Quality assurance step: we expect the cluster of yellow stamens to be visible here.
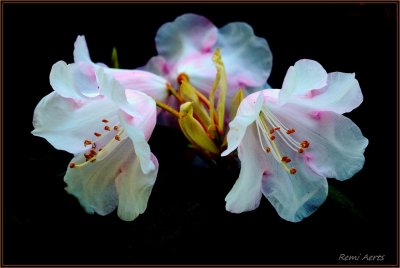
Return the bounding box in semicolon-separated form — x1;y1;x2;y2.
256;107;310;175
69;118;124;169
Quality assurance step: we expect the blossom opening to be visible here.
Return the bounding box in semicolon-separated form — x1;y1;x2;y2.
73;119;125;169
256;107;311;175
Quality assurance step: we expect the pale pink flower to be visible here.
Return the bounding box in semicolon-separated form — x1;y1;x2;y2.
222;59;368;222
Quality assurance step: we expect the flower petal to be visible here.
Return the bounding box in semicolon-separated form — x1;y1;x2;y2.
155;13;218;64
261;153;328;222
73;35;92;63
268;102;368;181
120;110;157;175
64;139;131;216
97;70;158;174
222;92;264;156
50;61;100;99
104;68;169;101
225;125;265;213
293;72;363;114
280;59;328;105
217;22;273;89
140;55;169;77
116;153;159;221
32;91;118;154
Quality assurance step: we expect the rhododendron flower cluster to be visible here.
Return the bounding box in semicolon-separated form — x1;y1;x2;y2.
32;13;367;223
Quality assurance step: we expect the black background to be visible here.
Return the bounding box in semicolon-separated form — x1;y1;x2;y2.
3;2;398;265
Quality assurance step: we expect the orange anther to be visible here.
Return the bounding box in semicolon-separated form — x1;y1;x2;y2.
94;132;102;137
113;126;119;131
290;168;297;174
265;147;271;153
270;135;276;141
115;135;121;141
84;140;92;146
269;129;275;134
90;149;97;156
281;156;291;163
286;128;296;134
301;140;310;148
102;119;109;123
104;126;111;131
69;162;75;168
274;127;281;131
298;148;304;154
177;73;189;84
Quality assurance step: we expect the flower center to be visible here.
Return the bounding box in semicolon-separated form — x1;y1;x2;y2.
255;107;310;175
69;118;125;169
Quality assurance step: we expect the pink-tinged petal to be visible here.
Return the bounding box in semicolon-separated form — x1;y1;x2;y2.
280;59;328;105
74;62;100;97
64;139;131;216
261;153;328;222
97;69;158;123
141;56;169;77
97;70;158;174
120;110;156;175
104;68;169;101
50;61;100;99
225;125;265;213
294;72;363;114
269;103;368;181
217;22;273;89
32;91;118;154
73;35;92;63
175;52;216;93
155;13;218;64
49;61;85;99
116;153;158;221
222;92;264;156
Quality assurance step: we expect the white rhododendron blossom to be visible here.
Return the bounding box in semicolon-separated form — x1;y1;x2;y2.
222;59;368;222
32;67;159;221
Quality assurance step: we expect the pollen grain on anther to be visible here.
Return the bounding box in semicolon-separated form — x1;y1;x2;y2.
69;163;76;168
265;146;271;153
84;140;92;146
290;168;297;174
113;126;119;131
286;128;296;134
115;134;121;141
94;132;102;137
281;156;291;163
301;140;310;148
298;148;304;153
270;135;276;141
102;119;109;123
104;126;111;131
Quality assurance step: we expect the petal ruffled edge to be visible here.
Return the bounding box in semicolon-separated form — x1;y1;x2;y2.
73;35;93;63
225;125;265;213
280;59;328;105
217;22;273;89
116;153;159;221
155;13;218;64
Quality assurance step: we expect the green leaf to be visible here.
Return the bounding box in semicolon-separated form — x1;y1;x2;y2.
111;47;119;69
328;185;367;221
